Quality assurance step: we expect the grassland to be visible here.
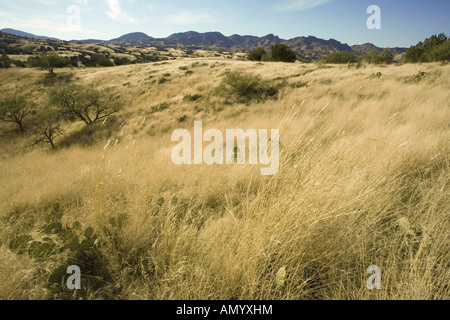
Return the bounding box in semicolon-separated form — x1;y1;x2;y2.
0;59;449;300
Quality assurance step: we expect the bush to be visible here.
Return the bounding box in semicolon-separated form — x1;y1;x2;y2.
158;77;169;85
247;48;267;61
222;71;264;96
113;56;132;66
95;57;114;67
0;54;12;68
424;40;450;62
216;71;278;103
362;49;394;64
247;45;297;63
270;44;297;63
325;51;358;64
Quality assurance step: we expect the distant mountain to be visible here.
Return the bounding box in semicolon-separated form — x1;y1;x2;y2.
165;31;232;47
109;32;154;44
98;31;406;61
351;43;406;56
1;28;407;61
1;28;59;40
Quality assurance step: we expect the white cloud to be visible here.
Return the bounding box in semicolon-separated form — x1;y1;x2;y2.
278;0;333;11
106;0;137;23
0;14;100;38
166;11;218;25
75;0;89;5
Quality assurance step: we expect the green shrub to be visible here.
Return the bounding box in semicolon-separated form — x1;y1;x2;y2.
362;49;394;64
247;48;267;61
424;40;450;62
325;51;358;64
222;71;264;96
215;71;278;103
0;54;12;68
270;44;297;63
158;77;169;85
95;56;114;67
404;33;449;63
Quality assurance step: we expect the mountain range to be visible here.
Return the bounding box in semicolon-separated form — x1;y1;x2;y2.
1;28;59;41
1;28;407;61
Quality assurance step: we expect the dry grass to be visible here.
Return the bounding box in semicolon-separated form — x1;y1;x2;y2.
0;59;449;300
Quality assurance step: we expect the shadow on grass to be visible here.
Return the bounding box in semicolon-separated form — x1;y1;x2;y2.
58;115;125;148
35;72;75;87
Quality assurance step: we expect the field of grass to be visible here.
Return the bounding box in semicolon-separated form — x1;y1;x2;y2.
0;59;449;300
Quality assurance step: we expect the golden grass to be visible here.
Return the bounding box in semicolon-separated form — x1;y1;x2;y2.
0;60;449;300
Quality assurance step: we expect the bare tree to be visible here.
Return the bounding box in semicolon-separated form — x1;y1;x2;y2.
31;109;64;150
48;84;123;125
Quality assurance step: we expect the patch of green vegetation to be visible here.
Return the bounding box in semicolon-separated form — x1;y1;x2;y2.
404;71;428;84
213;71;279;104
150;102;170;114
183;94;203;102
370;72;383;79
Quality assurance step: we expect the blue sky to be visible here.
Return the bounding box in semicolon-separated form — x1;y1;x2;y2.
0;0;449;47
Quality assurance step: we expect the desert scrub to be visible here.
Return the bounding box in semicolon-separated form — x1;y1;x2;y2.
404;71;429;83
213;71;278;103
158;73;171;84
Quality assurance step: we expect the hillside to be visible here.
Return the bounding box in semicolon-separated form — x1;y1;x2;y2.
0;31;197;67
0;58;448;299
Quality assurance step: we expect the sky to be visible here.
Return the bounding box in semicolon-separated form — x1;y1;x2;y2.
0;0;449;47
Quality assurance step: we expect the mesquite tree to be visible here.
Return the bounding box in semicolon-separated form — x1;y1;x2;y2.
48;84;123;125
0;96;34;132
31;108;64;150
